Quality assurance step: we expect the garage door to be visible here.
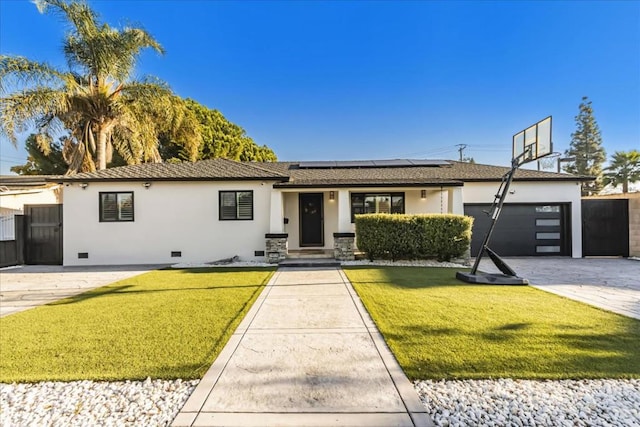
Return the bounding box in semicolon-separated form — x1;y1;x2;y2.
464;203;571;257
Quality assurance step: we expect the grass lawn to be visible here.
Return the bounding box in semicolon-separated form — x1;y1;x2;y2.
344;266;640;380
0;267;274;383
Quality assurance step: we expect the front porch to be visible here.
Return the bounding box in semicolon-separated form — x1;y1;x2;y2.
265;186;464;263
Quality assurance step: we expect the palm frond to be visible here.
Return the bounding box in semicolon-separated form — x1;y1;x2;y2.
0;87;69;145
0;56;77;93
36;0;99;43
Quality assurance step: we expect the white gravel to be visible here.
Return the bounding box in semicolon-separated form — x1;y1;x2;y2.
171;260;272;268
4;377;639;426
0;378;198;427
173;259;469;269
415;379;640;427
342;259;468;268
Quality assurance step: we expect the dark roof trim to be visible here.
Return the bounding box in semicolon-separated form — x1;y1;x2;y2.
274;181;464;188
50;176;289;183
1;175;63;184
462;177;592;183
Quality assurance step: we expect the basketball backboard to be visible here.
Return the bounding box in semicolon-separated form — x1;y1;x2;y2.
512;116;552;166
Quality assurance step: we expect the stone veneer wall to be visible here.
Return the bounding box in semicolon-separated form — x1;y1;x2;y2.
630;197;640;257
265;234;288;264
333;233;355;261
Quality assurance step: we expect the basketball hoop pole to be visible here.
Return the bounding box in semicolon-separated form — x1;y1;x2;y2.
458;116;551;285
469;156;521;275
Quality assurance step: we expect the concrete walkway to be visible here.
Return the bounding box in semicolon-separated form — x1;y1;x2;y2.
173;267;432;427
478;257;640;320
0;265;156;317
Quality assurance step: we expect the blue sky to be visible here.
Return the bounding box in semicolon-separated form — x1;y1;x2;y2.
1;0;639;174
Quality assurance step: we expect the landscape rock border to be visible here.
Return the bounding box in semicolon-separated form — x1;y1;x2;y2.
415;378;640;427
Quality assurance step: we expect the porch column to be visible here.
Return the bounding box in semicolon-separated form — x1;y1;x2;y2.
337;189;351;232
447;186;464;215
269;189;284;233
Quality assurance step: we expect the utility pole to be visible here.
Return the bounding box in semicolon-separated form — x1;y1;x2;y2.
456;144;467;161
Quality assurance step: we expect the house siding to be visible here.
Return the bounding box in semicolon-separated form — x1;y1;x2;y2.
63;181;274;266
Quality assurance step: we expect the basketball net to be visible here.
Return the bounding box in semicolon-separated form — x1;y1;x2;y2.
538;153;559;171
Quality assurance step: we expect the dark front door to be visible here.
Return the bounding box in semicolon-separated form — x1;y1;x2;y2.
299;193;324;247
582;199;629;257
25;204;63;265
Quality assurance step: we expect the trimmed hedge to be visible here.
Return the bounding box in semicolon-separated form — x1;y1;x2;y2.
355;214;473;261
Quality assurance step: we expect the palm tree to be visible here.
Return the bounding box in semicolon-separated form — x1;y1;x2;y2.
0;0;200;173
603;150;640;193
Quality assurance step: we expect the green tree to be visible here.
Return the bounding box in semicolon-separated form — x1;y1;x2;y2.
0;0;200;174
563;96;606;196
603;150;640;193
160;99;277;162
10;134;67;175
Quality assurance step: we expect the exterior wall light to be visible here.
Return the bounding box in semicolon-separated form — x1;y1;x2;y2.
80;183;89;189
420;189;427;199
329;191;335;201
143;182;151;189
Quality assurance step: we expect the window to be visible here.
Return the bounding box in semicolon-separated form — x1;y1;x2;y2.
536;245;561;253
535;205;560;213
100;192;134;222
536;219;560;227
351;192;404;222
536;232;560;240
219;191;253;220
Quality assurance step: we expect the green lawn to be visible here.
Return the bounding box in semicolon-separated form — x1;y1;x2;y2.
0;267;274;383
344;266;640;380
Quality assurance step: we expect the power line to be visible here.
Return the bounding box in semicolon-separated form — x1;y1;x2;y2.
456;144;467;161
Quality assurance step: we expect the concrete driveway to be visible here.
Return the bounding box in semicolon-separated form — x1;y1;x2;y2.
0;265;160;317
478;257;640;320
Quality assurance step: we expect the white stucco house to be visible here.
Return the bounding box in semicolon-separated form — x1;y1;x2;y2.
54;158;588;266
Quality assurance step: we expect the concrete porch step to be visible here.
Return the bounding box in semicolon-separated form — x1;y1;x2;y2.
278;258;341;268
286;249;333;259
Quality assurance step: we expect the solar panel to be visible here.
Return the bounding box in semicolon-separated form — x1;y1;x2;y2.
408;159;451;166
335;160;376;167
298;161;338;168
297;159;450;169
372;159;411;167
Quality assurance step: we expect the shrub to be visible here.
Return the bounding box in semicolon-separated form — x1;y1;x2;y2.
355;214;473;261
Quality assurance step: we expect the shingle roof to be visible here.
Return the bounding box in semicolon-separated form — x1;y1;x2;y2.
55;158;289;182
51;158;591;186
256;161;590;188
0;175;63;191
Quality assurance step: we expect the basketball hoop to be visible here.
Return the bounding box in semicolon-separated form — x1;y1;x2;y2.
457;116;553;286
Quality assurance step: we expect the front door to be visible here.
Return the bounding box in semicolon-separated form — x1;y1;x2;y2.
299;193;324;247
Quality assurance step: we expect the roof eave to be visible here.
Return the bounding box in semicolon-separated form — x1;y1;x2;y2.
50;176;290;183
274;181;464;188
462;176;593;182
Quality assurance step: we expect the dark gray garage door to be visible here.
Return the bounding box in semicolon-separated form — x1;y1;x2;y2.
464;203;571;257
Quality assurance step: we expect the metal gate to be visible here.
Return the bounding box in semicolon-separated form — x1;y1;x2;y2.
582;199;629;257
25;204;63;265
